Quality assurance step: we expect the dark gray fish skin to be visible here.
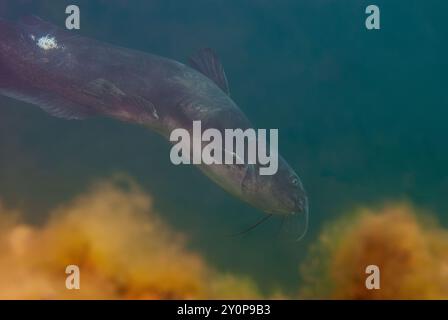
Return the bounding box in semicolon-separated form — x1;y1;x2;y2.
0;16;307;217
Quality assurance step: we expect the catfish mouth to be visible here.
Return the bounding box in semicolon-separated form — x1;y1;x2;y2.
291;193;308;215
271;179;308;216
242;179;308;216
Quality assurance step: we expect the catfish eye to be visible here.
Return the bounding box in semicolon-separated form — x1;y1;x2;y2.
290;176;299;186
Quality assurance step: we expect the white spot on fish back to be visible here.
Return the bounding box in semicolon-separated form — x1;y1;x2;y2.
36;35;60;50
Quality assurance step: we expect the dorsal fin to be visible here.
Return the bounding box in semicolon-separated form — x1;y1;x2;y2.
188;48;230;95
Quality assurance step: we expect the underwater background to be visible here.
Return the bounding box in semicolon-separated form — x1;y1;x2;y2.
0;0;448;299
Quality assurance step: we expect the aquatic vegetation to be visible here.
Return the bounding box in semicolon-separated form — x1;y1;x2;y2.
0;177;261;299
2;178;448;300
300;204;448;299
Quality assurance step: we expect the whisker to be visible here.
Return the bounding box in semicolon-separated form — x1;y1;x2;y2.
295;204;309;242
229;214;273;238
276;215;286;239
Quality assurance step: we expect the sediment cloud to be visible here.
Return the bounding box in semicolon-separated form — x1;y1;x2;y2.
0;177;260;299
300;203;448;299
3;177;448;300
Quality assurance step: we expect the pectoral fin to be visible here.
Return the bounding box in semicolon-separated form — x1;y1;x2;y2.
123;95;159;121
222;148;244;164
83;78;159;123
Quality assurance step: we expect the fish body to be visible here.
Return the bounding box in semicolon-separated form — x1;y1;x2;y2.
0;16;308;220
